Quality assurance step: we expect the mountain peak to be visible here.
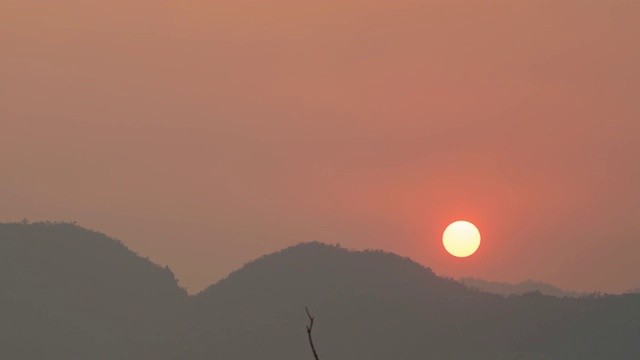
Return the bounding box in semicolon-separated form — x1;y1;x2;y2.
0;221;188;359
197;241;470;301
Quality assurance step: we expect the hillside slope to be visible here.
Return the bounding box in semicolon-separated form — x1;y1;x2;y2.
184;242;640;360
0;222;188;359
1;225;638;360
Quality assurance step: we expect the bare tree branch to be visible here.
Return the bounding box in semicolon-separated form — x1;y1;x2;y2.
305;307;320;360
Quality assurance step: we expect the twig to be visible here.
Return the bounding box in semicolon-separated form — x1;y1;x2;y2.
305;307;320;360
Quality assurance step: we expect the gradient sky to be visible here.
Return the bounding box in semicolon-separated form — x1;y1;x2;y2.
2;0;639;293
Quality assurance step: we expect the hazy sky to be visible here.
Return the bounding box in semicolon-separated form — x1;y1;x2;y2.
2;0;639;293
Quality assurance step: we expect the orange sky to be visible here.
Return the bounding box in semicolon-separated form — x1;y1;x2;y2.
2;0;639;293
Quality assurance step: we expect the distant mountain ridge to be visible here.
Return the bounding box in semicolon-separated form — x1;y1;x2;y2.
460;277;584;298
1;222;639;360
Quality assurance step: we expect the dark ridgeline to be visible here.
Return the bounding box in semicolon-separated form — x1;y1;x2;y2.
459;277;583;298
1;222;639;359
0;222;188;360
183;242;640;360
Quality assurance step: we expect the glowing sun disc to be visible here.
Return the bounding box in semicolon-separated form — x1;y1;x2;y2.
443;221;481;258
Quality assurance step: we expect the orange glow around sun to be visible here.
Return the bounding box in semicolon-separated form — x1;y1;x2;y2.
443;221;481;258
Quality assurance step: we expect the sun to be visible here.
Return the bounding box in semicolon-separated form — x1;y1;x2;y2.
443;221;481;258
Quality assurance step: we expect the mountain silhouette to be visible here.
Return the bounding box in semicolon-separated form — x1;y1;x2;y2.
183;242;489;359
183;242;640;360
1;223;639;359
460;277;583;298
0;222;187;359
